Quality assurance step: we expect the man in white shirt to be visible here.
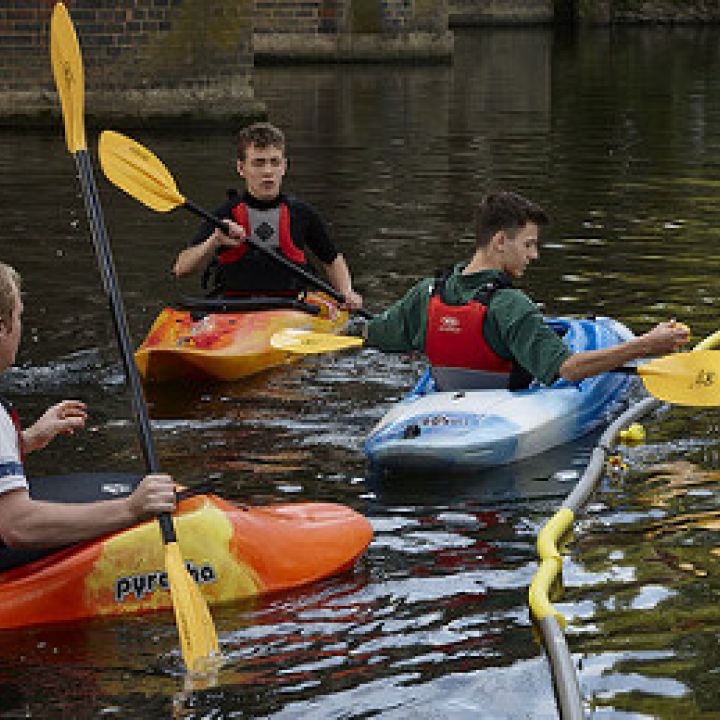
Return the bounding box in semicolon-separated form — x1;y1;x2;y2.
0;262;176;549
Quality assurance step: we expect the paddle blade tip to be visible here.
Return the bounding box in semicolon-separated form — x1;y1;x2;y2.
50;2;87;153
640;350;720;406
165;543;221;674
270;328;364;354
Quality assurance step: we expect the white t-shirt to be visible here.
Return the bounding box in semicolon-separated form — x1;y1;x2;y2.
0;404;27;495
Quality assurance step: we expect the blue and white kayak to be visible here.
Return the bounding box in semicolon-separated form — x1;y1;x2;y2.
364;316;636;471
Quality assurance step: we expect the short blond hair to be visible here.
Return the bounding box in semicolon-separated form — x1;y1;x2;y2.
0;262;21;327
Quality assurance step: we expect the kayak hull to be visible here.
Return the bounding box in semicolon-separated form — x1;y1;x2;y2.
365;316;637;471
136;293;348;383
0;475;372;630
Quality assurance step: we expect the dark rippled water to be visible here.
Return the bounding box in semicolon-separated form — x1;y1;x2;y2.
2;25;720;719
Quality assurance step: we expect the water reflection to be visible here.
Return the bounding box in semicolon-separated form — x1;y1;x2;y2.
562;457;720;716
3;23;720;719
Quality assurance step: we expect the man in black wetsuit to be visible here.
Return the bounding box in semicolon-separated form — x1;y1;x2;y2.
173;122;363;310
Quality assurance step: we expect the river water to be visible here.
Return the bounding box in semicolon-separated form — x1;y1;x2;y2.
2;25;720;719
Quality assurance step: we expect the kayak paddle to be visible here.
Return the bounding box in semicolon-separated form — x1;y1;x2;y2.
50;2;219;674
612;350;720;406
270;328;720;407
97;130;373;319
271;328;364;354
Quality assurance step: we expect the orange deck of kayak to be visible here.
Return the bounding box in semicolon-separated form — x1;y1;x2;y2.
0;494;372;630
135;293;348;382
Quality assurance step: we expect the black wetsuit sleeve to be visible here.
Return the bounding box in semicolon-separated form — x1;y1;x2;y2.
289;198;339;265
189;200;235;247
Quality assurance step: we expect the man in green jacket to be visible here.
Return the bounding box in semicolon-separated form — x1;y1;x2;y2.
363;191;688;390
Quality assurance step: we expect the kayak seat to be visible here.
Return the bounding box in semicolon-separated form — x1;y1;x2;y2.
0;473;142;574
176;295;322;316
430;367;510;392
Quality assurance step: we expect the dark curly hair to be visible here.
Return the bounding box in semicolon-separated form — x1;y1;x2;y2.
475;192;548;248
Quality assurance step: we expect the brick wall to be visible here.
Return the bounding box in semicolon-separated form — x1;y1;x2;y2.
449;0;554;25
255;0;349;34
0;0;254;92
254;0;448;36
253;0;452;63
0;0;452;116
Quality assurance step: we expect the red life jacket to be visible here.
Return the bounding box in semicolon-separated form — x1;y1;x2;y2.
424;274;513;375
218;201;307;267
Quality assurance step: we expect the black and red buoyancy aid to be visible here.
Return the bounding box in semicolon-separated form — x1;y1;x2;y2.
208;199;309;295
0;396;24;461
424;273;513;376
220;201;306;266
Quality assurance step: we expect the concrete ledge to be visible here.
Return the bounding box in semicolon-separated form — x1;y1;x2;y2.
253;32;454;64
0;86;266;130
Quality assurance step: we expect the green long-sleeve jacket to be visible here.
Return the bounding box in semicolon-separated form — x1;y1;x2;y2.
366;264;571;386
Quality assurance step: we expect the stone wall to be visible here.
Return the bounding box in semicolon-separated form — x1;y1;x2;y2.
0;0;261;128
447;0;720;24
253;0;454;62
449;0;554;25
255;0;348;34
578;0;720;24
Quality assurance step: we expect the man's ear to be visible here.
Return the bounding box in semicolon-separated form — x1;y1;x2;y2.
236;158;245;178
491;230;507;252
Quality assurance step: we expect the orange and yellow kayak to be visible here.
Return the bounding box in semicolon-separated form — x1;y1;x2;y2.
0;474;372;630
135;293;348;383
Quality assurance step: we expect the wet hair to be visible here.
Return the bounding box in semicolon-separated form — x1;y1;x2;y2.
0;262;20;328
475;192;548;248
237;122;286;161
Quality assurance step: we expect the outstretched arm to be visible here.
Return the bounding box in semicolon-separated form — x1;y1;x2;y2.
559;321;690;383
0;473;177;549
22;400;88;454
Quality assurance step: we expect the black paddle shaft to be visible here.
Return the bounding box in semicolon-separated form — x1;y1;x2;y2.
75;149;176;543
183;199;373;320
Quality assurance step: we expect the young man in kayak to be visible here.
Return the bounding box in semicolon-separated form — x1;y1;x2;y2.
359;191;689;389
0;263;177;549
173;121;363;310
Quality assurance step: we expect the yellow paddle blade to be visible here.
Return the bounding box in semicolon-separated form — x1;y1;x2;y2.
50;3;86;153
98;130;185;212
165;542;221;674
270;328;364;355
638;350;720;406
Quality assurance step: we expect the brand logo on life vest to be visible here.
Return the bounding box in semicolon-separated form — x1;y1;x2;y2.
439;316;462;332
114;561;217;603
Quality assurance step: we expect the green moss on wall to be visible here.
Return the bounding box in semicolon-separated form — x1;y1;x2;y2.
142;0;252;80
415;0;444;32
351;0;382;34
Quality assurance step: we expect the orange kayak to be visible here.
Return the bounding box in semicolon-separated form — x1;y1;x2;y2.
135;293;348;382
0;474;372;630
